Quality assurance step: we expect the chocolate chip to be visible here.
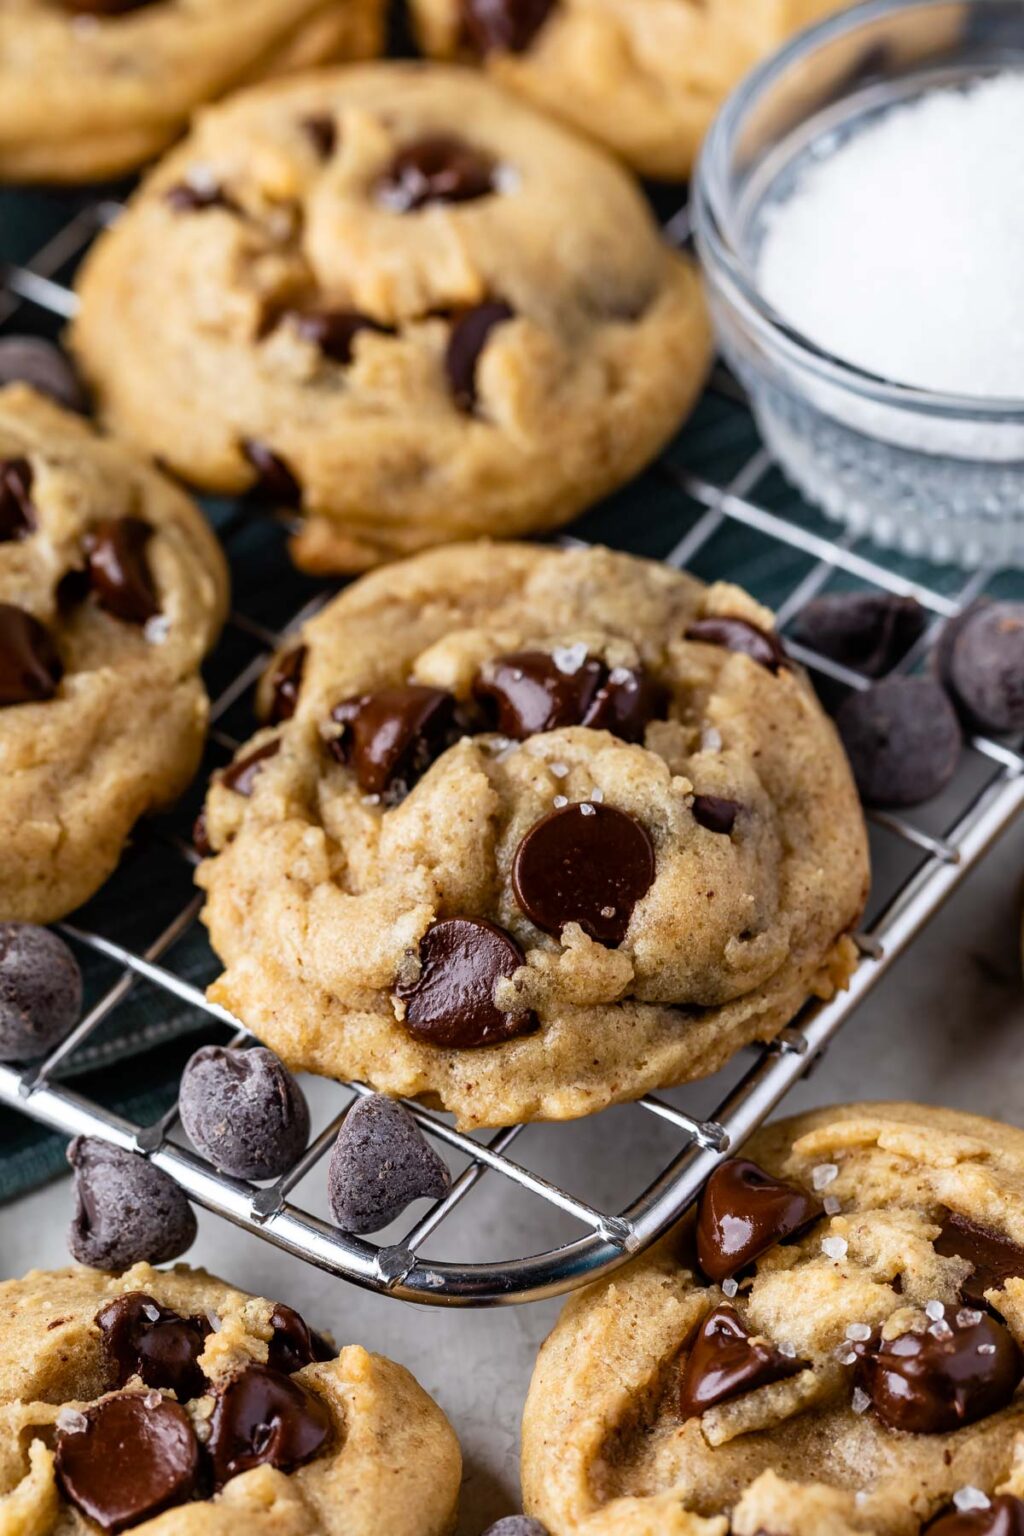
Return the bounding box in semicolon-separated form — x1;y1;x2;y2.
67;1137;196;1270
0;603;62;706
395;917;538;1050
241;440;302;507
0;337;88;412
791;591;927;678
266;645;306;724
475;650;604;738
0;923;82;1063
266;1304;333;1376
926;1495;1024;1536
837;676;962;807
55;1394;200;1534
0;457;35;541
695;1158;821;1282
686;616;787;673
511;802;655;946
935;1212;1024;1308
301;114;337;158
481;1522;550;1536
678;1304;805;1417
179;1045;310;1181
946;602;1024;733
855;1310;1022;1433
461;0;555;53
96;1293;210;1400
221;739;281;796
583;665;665;743
446;301;514;411
287;309;391;365
327;1093;451;1234
692;795;740;836
192;810;212;857
207;1364;330;1490
85;518;160;626
165;181;239;214
377;136;496;213
329;685;457;798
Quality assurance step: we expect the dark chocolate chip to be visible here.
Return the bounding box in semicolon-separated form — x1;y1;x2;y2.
55;1394;200;1534
221;739;281;796
692;795;740;836
395;916;538;1050
686;616;787;673
192;810;212;858
207;1364;330;1490
511;801;655;946
179;1045;310;1181
67;1137;196;1270
241;440;302;507
855;1310;1023;1433
0;603;62;706
837;676;962;807
482;1521;550;1536
0;337;87;412
266;1304;333;1376
582;665;664;743
327;1093;451;1234
85;517;160;626
301;114;337;158
791;591;927;678
266;645;306;724
446;301;514;411
96;1292;210;1400
288;309;391;365
329;684;457;798
926;1495;1024;1536
0;457;35;541
947;602;1024;734
678;1304;805;1417
377;135;496;213
935;1212;1024;1309
474;650;604;739
461;0;555;53
0;923;82;1063
695;1158;822;1282
164;181;239;214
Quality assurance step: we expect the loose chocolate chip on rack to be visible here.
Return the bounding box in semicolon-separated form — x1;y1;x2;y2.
329;684;457;798
0;337;88;412
164;181;239;214
926;1495;1024;1535
85;518;160;626
68;1137;196;1270
461;0;556;53
221;739;281;796
96;1292;210;1400
179;1045;310;1181
446;300;515;411
678;1303;806;1417
207;1363;330;1489
945;602;1024;733
511;802;655;946
241;440;302;507
692;795;741;836
791;591;926;678
686;616;787;673
395;916;538;1050
327;1093;451;1234
837;675;961;807
935;1211;1024;1308
855;1310;1023;1433
0;923;81;1063
0;603;62;706
301;114;337;158
266;645;306;724
482;1521;550;1536
0;457;35;541
266;1303;333;1376
55;1394;200;1534
377;135;497;213
695;1158;822;1282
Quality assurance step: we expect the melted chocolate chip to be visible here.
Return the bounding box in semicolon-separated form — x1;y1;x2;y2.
96;1292;209;1401
221;739;280;796
695;1158;822;1282
266;646;306;724
0;457;35;542
207;1364;330;1490
301;114;337;158
241;440;302;507
0;603;62;706
329;685;457;798
446;301;514;411
461;0;555;53
511;802;654;946
926;1496;1024;1536
692;795;740;836
856;1311;1023;1433
164;182;239;214
395;916;538;1050
85;518;160;626
55;1395;200;1534
289;309;391;365
61;0;157;13
377;135;496;212
678;1304;805;1417
686;616;787;674
584;665;664;743
935;1212;1024;1308
474;651;661;742
192;810;212;858
266;1304;333;1376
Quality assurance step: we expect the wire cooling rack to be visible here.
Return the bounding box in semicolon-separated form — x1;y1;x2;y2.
0;188;1023;1307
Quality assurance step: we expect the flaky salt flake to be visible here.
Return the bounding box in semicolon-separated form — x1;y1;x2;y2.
608;666;634;686
925;1299;946;1321
590;787;604;803
205;1310;221;1332
56;1408;88;1435
722;1278;739;1299
580;802;596;817
701;726;723;753
953;1488;991;1512
145;614;170;645
823;1195;842;1216
845;1322;871;1342
851;1387;870;1414
811;1162;839;1191
361;793;381;806
840;1351;857;1366
778;1341;797;1358
144;1392;163;1410
194;1417;212;1444
552;643;588;676
855;1491;869;1508
978;1343;997;1355
957;1308;984;1327
929;1319;953;1339
550;762;569;779
141;1301;161;1323
553;795;568;809
600;906;616;920
821;1236;848;1262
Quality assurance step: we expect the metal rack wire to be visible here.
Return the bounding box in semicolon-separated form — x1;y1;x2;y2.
1;190;1022;1306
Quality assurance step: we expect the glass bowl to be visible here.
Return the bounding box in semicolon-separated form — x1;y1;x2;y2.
692;0;1024;566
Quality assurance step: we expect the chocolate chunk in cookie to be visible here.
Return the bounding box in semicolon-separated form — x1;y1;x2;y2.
207;1364;330;1489
691;795;740;836
265;645;306;723
696;1158;821;1282
791;591;926;677
935;1212;1024;1308
461;0;556;53
377;135;496;212
837;676;961;807
289;309;391;365
926;1495;1024;1535
395;916;537;1049
96;1292;210;1400
0;923;81;1062
855;1310;1023;1433
329;684;457;798
85;518;160;626
301;114;337;159
679;1304;805;1417
241;440;302;507
0;603;62;705
511;801;655;945
266;1304;333;1376
0;457;36;541
474;650;660;742
164;181;240;214
179;1045;310;1180
56;1395;200;1533
327;1093;451;1233
445;301;515;411
686;616;787;674
221;739;280;796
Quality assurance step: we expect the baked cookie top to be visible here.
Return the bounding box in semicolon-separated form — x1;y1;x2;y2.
0;0;384;183
0;1262;461;1534
70;62;711;574
0;383;228;924
409;0;847;180
196;541;868;1129
522;1102;1024;1535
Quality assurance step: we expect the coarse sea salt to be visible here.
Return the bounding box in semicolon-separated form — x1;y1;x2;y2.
757;72;1024;399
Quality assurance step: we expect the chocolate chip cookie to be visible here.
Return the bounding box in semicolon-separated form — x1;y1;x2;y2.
196;541;868;1129
0;383;228;924
70;63;712;573
408;0;850;180
0;1262;461;1534
0;0;383;183
522;1101;1024;1535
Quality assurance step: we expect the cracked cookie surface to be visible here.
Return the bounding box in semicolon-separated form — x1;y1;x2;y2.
0;1262;461;1534
522;1102;1024;1535
196;541;867;1129
70;62;711;573
0;384;228;924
